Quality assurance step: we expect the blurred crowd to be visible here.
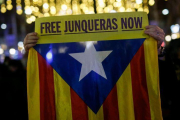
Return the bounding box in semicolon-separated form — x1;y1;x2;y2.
159;39;180;120
0;56;28;120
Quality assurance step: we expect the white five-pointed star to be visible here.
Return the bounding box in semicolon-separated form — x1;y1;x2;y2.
69;43;112;81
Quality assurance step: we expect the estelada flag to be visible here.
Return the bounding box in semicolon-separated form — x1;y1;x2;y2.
27;12;163;120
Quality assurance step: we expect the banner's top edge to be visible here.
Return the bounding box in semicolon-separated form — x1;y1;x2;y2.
36;12;147;20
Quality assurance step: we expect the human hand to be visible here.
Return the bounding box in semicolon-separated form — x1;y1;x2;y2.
144;25;165;48
23;32;39;51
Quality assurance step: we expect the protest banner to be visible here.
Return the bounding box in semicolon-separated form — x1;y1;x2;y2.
27;12;162;120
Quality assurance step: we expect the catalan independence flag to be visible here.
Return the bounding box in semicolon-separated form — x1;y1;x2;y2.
27;12;163;120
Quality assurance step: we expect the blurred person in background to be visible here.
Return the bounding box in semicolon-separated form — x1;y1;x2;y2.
163;40;180;120
0;59;28;120
3;56;11;66
0;56;10;79
158;47;179;120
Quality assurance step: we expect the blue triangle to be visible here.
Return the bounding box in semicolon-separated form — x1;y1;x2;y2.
34;38;145;113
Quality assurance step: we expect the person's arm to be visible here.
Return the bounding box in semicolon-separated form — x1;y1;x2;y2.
144;25;166;57
144;25;165;49
23;32;39;52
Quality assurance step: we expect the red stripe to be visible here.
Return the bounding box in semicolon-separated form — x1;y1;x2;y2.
130;45;151;120
70;88;88;120
103;85;119;120
38;53;56;120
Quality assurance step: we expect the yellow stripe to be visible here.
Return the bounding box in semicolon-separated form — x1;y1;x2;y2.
27;48;40;120
144;38;163;120
116;64;135;120
53;70;72;120
88;105;104;120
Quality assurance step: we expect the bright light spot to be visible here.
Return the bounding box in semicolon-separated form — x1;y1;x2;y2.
85;41;93;48
162;9;169;15
18;46;24;52
16;5;22;15
18;41;24;48
136;0;143;4
110;10;117;13
16;5;22;10
46;52;52;59
30;15;36;22
99;2;105;8
38;13;44;18
61;4;67;10
104;7;110;13
7;0;12;4
25;7;32;15
17;9;23;15
165;35;171;42
26;18;32;24
88;11;94;14
7;4;13;10
149;0;155;6
1;24;7;29
50;6;56;14
126;8;132;12
83;7;89;13
113;2;121;7
171;34;177;39
15;50;18;55
9;48;16;55
44;13;50;17
67;9;72;14
138;7;143;11
108;5;113;10
119;7;125;12
31;6;35;11
46;51;53;63
0;48;4;54
1;44;7;50
90;7;94;12
34;7;39;12
170;24;179;33
80;4;86;9
80;41;97;48
1;7;6;13
58;10;66;15
144;8;149;14
43;3;49;9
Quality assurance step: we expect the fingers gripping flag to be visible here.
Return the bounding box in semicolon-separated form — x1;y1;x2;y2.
27;12;163;120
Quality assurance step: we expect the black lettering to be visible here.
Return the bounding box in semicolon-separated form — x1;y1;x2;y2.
81;20;88;33
106;18;112;30
56;21;61;33
100;19;106;30
75;20;81;32
45;22;51;33
121;18;127;29
128;17;134;29
112;18;118;29
41;23;45;34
